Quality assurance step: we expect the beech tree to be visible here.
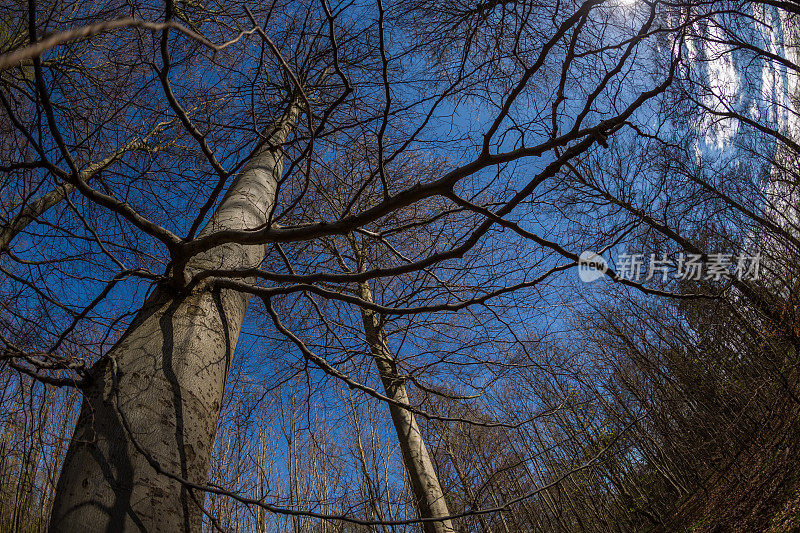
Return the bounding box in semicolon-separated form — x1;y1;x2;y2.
6;0;800;531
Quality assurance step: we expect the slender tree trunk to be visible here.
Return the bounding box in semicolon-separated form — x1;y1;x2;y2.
49;107;297;532
357;281;454;533
347;392;391;532
444;437;490;533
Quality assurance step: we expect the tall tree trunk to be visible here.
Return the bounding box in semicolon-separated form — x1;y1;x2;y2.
357;281;454;533
49;107;297;532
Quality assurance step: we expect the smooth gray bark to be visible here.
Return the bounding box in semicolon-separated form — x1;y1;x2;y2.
49;109;297;532
357;281;454;533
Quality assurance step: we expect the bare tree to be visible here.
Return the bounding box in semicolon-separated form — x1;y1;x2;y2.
14;0;800;531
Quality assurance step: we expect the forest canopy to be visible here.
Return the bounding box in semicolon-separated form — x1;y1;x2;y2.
1;0;799;531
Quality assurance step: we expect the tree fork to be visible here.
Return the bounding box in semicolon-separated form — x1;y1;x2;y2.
49;105;299;532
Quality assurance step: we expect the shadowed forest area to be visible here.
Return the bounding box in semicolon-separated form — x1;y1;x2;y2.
1;0;800;531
